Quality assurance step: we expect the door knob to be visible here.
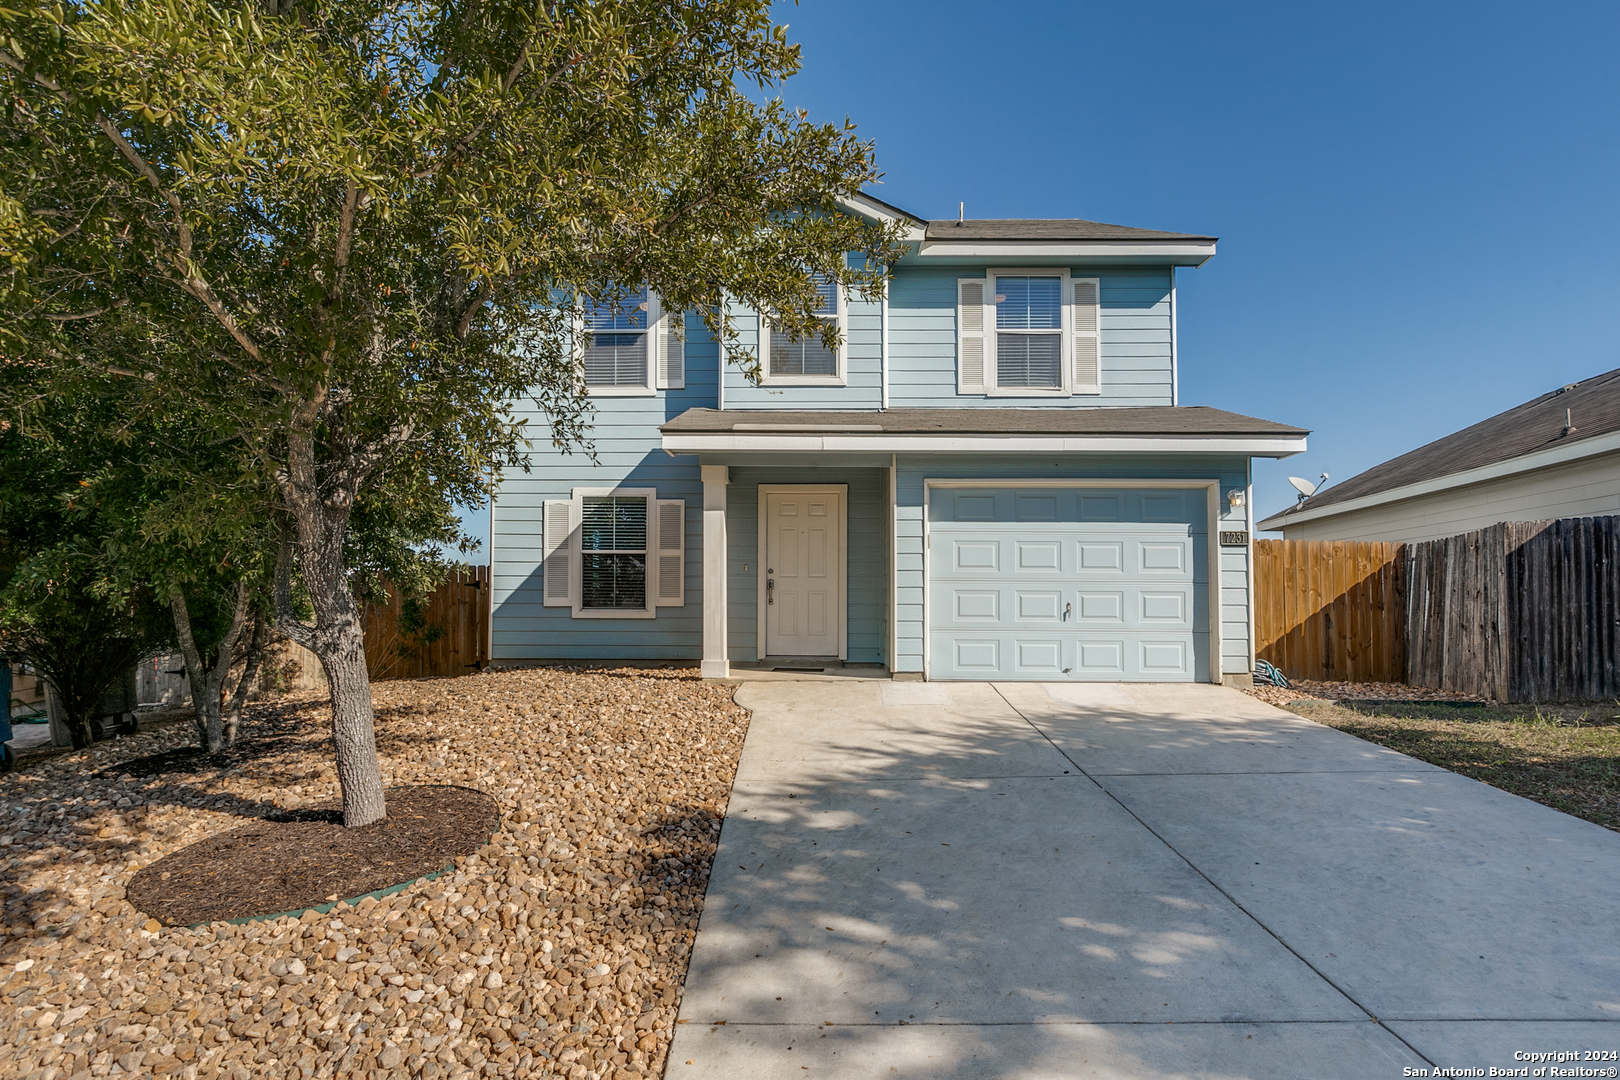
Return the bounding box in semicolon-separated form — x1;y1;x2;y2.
1064;602;1072;621
766;577;775;605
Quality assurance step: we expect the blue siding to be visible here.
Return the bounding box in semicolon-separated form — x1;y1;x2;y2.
890;454;1251;677
887;266;1174;409
490;315;719;662
721;298;884;411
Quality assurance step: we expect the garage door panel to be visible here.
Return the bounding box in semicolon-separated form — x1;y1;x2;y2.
953;638;1000;673
1076;591;1124;623
1015;591;1064;622
1015;541;1063;573
1137;539;1190;574
1076;639;1125;675
1140;639;1191;676
1015;639;1064;674
1138;589;1191;626
1015;493;1060;521
953;540;1000;572
929;485;1211;682
953;590;1000;621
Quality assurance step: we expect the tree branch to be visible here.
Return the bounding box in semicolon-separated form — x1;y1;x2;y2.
274;535;317;650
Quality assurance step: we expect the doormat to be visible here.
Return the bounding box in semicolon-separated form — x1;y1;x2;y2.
773;667;825;673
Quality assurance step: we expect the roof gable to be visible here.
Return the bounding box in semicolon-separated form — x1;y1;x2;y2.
1282;367;1620;517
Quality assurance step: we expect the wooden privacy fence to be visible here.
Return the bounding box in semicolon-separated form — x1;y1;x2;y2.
363;566;490;680
1407;516;1620;701
1255;540;1407;683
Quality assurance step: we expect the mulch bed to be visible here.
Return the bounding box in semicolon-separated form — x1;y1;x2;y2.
127;785;498;926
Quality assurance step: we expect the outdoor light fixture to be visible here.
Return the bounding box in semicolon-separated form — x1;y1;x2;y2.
1227;489;1246;509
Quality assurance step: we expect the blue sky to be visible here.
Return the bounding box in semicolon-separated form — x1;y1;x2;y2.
466;1;1619;553
770;0;1620;522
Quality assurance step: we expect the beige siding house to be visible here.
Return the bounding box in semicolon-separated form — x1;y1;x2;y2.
1260;368;1620;543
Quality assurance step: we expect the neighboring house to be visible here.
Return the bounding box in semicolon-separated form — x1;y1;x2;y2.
1258;368;1620;544
491;193;1308;684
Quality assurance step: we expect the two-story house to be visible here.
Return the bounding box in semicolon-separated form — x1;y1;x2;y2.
489;193;1307;684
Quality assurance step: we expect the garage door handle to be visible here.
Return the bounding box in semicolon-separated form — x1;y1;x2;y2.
1063;602;1072;621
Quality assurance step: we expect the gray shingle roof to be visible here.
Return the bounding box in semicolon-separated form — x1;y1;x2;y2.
923;219;1216;242
1284;367;1620;516
661;406;1305;437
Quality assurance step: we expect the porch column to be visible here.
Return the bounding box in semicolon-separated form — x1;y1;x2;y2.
700;465;730;679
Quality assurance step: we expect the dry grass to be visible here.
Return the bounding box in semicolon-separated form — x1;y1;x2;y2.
1278;695;1620;831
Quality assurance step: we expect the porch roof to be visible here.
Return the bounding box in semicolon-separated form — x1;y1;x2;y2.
660;407;1308;458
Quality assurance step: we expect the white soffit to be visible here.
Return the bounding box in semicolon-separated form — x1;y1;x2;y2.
662;432;1306;458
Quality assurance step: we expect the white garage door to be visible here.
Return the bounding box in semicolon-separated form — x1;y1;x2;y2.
928;486;1210;681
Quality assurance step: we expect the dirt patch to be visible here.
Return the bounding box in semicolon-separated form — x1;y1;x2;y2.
0;665;750;1080
127;786;497;926
1244;677;1489;709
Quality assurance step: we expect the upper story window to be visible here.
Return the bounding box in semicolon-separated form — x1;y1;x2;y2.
763;272;845;384
583;285;650;391
994;276;1063;389
956;270;1101;397
579;286;684;396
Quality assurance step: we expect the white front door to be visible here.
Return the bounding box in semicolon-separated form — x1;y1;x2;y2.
763;488;845;657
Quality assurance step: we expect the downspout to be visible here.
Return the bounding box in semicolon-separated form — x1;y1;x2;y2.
486;478;496;671
880;280;890;410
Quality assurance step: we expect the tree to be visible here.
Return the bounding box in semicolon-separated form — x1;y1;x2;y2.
0;0;906;826
0;407;173;749
0;377;273;752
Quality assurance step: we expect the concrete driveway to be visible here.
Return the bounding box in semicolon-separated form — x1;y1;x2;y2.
670;681;1620;1078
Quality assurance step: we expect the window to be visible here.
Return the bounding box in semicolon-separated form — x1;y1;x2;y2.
956;270;1099;396
582;285;650;390
542;489;686;617
579;496;647;610
994;275;1063;389
764;272;844;382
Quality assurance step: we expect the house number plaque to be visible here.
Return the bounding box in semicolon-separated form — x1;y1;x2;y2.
1219;531;1251;546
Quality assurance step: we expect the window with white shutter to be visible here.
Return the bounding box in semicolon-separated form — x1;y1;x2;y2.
992;274;1064;391
558;488;661;618
957;279;987;393
654;499;685;606
579;496;648;611
1071;278;1100;394
542;500;575;607
580;285;654;395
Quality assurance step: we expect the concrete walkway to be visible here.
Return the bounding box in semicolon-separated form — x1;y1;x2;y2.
671;681;1620;1078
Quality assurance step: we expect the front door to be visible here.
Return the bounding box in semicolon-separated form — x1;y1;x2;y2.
763;487;845;658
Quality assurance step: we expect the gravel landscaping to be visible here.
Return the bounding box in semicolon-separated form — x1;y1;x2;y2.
0;666;750;1080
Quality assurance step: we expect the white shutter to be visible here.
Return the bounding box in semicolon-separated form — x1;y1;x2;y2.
656;297;685;390
957;278;987;394
1071;278;1101;394
654;499;685;606
542;499;576;607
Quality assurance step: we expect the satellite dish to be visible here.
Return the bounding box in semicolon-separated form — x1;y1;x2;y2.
1287;476;1318;498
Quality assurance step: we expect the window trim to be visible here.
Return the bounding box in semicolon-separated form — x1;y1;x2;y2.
985;267;1072;398
569;486;656;619
759;277;848;386
578;288;659;398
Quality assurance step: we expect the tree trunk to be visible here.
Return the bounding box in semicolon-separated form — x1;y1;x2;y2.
223;613;268;747
170;586;250;755
279;495;387;828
